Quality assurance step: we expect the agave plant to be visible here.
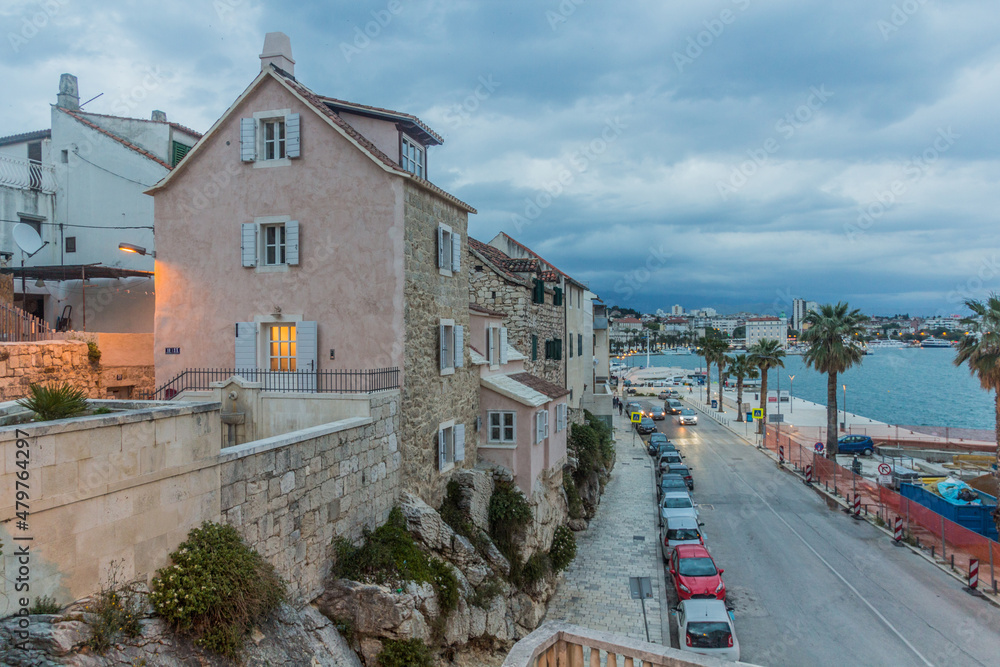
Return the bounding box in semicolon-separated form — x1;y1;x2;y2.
17;383;89;421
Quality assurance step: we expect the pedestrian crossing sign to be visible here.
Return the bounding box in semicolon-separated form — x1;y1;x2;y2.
631;412;642;423
752;408;763;419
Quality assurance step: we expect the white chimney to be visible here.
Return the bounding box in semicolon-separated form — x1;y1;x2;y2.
151;110;167;122
57;73;79;110
260;32;294;76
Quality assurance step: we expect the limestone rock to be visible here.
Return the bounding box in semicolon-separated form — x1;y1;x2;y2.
400;492;456;553
317;579;427;640
452;469;493;531
567;518;588;531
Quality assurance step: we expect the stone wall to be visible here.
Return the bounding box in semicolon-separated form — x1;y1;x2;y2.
0;341;100;401
468;261;564;387
0;273;12;307
402;183;479;507
219;391;402;602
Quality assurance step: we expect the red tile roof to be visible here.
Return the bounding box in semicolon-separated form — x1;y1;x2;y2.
509;372;570;400
57;108;173;170
495;232;586;289
469;237;525;284
616;317;642;324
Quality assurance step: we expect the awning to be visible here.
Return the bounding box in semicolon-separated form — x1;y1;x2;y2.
1;264;153;281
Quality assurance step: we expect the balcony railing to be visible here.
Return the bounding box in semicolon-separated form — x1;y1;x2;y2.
0;154;56;193
142;367;400;400
503;621;753;666
594;317;608;330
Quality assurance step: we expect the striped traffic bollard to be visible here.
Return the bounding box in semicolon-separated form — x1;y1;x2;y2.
779;445;784;465
969;559;979;590
853;495;861;519
893;517;903;545
805;465;813;484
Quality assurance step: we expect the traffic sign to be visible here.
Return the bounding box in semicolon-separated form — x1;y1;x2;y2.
814;442;824;453
752;408;763;419
631;412;641;424
878;463;892;475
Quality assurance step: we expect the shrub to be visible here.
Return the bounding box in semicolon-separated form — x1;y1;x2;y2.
488;477;531;565
549;525;577;573
378;638;435;667
439;480;492;557
150;522;285;661
563;471;583;520
521;552;551;588
17;383;88;421
86;341;102;363
468;577;505;609
331;508;459;620
30;595;61;615
86;560;143;654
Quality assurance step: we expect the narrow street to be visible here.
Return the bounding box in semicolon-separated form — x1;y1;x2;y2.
546;396;1000;665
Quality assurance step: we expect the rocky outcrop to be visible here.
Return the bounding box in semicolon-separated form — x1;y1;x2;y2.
0;602;360;666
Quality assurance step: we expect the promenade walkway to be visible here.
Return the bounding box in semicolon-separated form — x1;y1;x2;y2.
543;410;667;645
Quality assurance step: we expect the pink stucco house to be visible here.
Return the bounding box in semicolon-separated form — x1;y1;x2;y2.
469;304;568;497
146;33;479;504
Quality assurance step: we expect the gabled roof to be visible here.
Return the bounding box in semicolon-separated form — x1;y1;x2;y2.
146;66;474;213
468;237;528;285
0;129;50;147
508;372;570;399
68;109;202;140
57;108;172;170
318;95;443;146
481;374;550;408
492;232;587;289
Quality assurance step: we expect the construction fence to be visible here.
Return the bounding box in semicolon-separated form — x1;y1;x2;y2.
765;426;1000;593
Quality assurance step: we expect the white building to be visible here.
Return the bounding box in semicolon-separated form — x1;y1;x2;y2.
0;74;201;332
710;317;742;336
746;316;788;348
920;316;963;332
671;304;684;316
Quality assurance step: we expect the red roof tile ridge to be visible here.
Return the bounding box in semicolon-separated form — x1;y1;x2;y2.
468;238;525;284
496;232;584;287
57;108;172;170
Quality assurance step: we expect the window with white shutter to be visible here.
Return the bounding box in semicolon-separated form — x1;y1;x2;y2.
285;113;301;158
240;118;256;161
241;223;257;267
440;319;455;375
487;326;495;365
452;233;461;272
437;224;453;273
438;421;456;470
499;327;508;365
454;424;465;462
454;325;464;368
488;411;516;443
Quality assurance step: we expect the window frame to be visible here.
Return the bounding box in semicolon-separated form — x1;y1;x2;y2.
65;236;76;253
488;411;516;444
401;134;426;179
263;118;286;161
251;108;293;168
438;419;456;471
267;322;298;371
262;223;287;266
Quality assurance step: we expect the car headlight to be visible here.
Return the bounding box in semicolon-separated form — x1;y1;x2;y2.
715;581;724;593
679;583;691;593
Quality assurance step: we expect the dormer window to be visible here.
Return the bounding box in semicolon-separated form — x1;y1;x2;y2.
401;135;425;179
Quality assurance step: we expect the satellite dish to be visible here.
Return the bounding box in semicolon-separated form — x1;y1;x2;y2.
13;224;43;255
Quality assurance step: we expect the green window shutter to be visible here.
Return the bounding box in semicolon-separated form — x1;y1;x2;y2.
555;338;562;360
554;287;563;306
532;335;538;361
171;141;192;166
533;278;545;304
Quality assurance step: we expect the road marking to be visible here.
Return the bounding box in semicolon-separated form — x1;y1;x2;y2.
702;437;935;667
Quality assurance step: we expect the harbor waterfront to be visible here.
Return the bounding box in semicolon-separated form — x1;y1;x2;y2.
620;347;996;433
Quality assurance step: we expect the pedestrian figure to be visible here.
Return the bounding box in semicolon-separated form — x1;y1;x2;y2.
618;402;623;416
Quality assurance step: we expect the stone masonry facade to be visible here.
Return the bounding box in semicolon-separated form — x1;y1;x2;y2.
219;391;402;603
0;341;100;400
468;256;564;386
401;183;479;507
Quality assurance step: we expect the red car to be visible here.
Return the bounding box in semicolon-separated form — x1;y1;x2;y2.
670;545;726;601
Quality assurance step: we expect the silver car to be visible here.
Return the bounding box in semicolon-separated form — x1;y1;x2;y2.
659;491;698;526
660;515;704;561
676;599;740;661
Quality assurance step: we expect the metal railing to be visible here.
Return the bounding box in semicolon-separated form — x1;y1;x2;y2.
0;154;56;193
0;302;56;342
142;367;400;400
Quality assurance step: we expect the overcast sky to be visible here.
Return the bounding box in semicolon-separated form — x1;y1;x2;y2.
3;0;998;316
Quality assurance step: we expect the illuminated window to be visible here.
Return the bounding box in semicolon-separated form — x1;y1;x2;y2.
269;324;297;371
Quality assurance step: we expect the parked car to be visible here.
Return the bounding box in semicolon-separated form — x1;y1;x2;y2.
625;401;642;414
660;516;704;561
670;544;725;601
659;475;690;499
676;599;740;661
648;406;667;420
656;454;684;480
667;463;694;490
678;408;698;426
637;417;656;434
648;432;669;455
659;491;698;525
837;434;875;456
665;399;684;414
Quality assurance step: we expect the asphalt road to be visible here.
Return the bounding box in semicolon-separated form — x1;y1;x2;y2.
638;397;1000;666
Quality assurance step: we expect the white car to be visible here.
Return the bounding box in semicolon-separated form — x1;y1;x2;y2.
659;491;698;526
676;599;740;661
678;408;698;425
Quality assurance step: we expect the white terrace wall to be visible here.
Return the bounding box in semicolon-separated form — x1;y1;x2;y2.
0;401;221;616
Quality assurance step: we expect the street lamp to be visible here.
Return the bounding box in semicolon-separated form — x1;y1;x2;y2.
789;374;795;414
118;242;156;258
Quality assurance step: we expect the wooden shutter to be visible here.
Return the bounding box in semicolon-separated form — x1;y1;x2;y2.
285;113;301;158
235;322;257;370
535;412;542;444
487;327;494;364
452;233;461;272
285;220;299;265
454;325;464;368
437;226;445;268
438;428;446;469
569;332;573;358
241;223;257;267
296;320;317;371
240;117;256;161
499;327;508;365
578;334;583;357
543;410;549;439
532;335;538;361
440;324;449;372
454;424;465;462
171;141;191;167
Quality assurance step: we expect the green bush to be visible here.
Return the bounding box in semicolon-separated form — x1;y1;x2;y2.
583;410;615;468
549;525;577;573
332;508;459;620
488;477;531;566
86;340;102;363
92;406;112;415
378;638;435;667
30;595;61;615
439;480;492;557
468;577;505;609
150;522;285;661
17;383;89;421
86;560;142;654
521;552;551;588
563;470;583;520
570;423;600;476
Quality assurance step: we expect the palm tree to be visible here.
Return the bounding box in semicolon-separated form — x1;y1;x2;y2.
727;353;759;421
955;295;1000;536
748;339;786;434
706;338;729;412
800;302;869;457
694;338;711;405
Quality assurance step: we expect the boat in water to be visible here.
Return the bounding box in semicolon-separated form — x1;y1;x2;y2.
920;337;953;348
